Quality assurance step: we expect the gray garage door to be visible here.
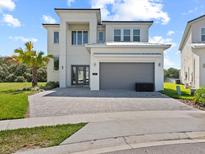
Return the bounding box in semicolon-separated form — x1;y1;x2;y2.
100;63;154;90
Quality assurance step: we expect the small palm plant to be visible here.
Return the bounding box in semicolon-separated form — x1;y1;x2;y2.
14;41;53;87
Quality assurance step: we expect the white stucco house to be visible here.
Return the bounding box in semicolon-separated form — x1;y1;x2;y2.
43;8;171;91
179;15;205;89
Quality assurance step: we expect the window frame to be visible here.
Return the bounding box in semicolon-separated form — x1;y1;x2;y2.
133;29;140;42
98;31;105;43
54;32;59;44
71;30;88;45
114;29;121;42
201;28;205;42
123;29;131;42
53;56;59;71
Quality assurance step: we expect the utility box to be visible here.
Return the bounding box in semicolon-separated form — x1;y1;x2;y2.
176;86;181;95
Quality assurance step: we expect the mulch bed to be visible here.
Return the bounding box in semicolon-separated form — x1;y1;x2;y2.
180;99;205;111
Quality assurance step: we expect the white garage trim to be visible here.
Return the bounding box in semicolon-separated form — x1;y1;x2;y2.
89;47;164;91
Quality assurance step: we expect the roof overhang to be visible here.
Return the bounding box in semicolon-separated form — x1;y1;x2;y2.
86;42;171;50
42;24;60;29
55;8;101;24
191;43;205;49
179;14;205;51
102;21;153;27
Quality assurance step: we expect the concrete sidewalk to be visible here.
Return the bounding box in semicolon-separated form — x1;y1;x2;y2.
1;110;205;154
16;131;205;154
0;110;201;131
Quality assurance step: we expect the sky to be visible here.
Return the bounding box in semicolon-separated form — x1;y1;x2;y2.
0;0;205;69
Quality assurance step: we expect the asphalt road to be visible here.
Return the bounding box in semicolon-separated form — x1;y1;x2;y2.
105;142;205;154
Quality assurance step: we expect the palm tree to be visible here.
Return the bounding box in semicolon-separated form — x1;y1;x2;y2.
14;41;53;87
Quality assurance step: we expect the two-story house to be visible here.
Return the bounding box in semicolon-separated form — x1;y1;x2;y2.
43;8;171;91
179;15;205;89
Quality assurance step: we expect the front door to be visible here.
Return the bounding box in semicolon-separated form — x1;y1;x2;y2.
71;65;89;86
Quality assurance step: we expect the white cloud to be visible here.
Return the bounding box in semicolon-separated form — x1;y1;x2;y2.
91;0;170;24
150;36;172;44
9;36;38;43
67;0;75;6
2;14;21;27
0;0;15;11
167;30;175;37
42;15;56;24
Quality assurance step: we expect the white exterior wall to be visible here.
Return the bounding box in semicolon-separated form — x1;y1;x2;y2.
192;19;205;43
90;47;164;91
66;24;90;86
57;11;98;87
105;24;150;42
181;18;205;89
46;26;60;82
193;49;205;88
181;29;195;86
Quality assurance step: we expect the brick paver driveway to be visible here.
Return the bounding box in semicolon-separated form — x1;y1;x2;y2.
29;88;194;117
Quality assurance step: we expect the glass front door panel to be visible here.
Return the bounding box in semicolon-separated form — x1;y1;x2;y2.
72;66;89;86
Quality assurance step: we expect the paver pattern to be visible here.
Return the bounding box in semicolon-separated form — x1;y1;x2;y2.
29;88;194;117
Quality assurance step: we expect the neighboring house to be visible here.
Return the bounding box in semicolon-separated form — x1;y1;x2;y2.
179;15;205;89
43;8;171;91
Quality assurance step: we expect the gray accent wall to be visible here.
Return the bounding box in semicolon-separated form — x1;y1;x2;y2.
100;63;154;90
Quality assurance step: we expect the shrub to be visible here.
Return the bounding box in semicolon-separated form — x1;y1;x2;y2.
0;56;47;82
15;76;26;82
194;88;205;106
6;74;16;82
44;81;59;90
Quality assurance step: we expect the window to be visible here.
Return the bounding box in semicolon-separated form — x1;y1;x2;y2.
98;31;104;43
54;32;59;44
123;29;130;42
133;29;140;42
72;31;88;45
53;56;59;71
77;31;82;45
201;28;205;42
114;29;121;42
72;65;89;85
83;31;88;44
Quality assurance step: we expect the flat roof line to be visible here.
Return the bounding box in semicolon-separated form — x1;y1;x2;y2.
102;20;154;23
55;8;100;11
42;24;60;26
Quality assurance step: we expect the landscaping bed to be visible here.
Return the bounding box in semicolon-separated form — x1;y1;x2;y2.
163;82;205;110
0;123;85;154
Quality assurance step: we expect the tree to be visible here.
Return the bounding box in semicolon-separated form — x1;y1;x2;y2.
14;42;53;87
164;67;180;79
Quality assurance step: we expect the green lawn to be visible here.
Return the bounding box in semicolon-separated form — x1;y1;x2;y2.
162;82;194;100
0;124;85;154
0;82;46;120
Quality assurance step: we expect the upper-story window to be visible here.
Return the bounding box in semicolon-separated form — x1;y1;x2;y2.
114;29;121;42
201;28;205;42
123;29;131;42
54;32;59;44
98;31;105;43
133;29;140;42
72;31;88;45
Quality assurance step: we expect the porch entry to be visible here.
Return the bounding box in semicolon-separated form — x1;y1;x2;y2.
71;65;89;86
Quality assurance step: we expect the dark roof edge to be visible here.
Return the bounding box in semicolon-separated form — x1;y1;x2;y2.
102;20;154;23
42;24;60;26
188;14;205;23
55;8;100;11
